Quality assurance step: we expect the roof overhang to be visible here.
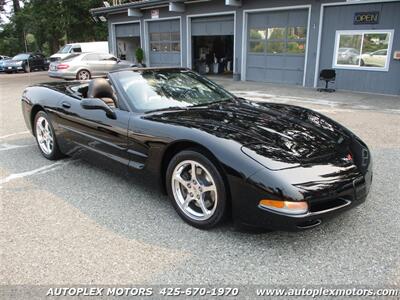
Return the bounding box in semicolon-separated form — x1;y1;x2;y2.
90;0;241;17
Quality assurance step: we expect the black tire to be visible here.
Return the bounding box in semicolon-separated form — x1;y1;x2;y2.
24;64;30;73
166;150;227;229
33;111;64;160
360;59;365;66
76;69;91;80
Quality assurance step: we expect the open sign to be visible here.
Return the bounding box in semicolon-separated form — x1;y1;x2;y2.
354;12;379;25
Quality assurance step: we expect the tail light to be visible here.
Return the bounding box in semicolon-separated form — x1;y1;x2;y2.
57;63;69;70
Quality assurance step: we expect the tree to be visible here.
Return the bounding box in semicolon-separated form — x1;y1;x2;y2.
135;47;144;64
0;0;107;55
12;0;20;12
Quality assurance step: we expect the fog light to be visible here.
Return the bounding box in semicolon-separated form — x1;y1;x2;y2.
259;199;308;215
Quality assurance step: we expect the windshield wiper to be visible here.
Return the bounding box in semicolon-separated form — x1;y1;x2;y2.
145;106;189;114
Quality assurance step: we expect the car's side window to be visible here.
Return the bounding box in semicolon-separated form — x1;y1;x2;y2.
100;54;117;61
83;53;100;61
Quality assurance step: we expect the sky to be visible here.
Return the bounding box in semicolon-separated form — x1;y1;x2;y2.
1;1;24;24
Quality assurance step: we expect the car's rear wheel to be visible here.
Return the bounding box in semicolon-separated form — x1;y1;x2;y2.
166;150;227;229
34;111;63;160
76;69;91;80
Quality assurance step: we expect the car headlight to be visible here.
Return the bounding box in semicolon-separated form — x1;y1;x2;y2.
259;199;308;215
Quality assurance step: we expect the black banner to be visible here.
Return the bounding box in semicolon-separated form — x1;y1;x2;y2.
354;12;379;25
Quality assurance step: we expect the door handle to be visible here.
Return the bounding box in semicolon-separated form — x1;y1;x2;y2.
61;101;71;109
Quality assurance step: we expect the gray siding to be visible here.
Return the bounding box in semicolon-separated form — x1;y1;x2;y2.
104;0;400;94
319;2;400;95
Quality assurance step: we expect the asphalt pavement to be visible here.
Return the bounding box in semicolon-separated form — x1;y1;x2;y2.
1;71;399;290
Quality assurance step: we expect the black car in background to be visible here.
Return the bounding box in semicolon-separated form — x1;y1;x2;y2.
3;53;49;73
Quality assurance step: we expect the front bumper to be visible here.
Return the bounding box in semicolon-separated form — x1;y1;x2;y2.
3;65;23;72
230;142;372;231
231;178;370;231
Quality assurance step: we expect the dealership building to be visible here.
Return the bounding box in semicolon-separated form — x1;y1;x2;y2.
91;0;400;95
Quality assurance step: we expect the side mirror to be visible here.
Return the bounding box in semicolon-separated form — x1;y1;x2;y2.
80;98;116;119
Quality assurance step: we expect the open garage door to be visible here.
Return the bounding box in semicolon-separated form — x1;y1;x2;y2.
148;19;181;67
190;15;234;76
115;23;141;63
246;9;308;85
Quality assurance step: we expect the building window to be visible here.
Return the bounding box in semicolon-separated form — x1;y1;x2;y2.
248;26;306;55
150;31;180;53
333;30;394;71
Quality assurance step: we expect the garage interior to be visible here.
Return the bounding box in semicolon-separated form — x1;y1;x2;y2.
115;23;141;63
191;15;234;76
192;35;234;76
116;37;140;62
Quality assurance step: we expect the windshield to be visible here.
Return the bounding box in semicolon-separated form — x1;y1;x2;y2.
57;45;72;54
12;54;29;60
118;70;234;112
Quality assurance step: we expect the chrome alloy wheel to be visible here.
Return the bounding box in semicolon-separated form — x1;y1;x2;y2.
171;160;218;221
77;70;90;80
35;116;54;155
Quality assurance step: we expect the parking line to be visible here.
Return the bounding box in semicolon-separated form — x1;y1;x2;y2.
0;160;73;187
0;131;30;139
0;143;36;151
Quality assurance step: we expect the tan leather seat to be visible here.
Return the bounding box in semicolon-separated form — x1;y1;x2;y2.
101;97;116;108
87;78;117;108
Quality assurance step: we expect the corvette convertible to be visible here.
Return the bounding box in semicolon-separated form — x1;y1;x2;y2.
21;68;372;230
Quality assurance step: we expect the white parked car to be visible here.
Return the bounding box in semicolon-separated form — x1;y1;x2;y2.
48;52;133;80
361;49;387;67
49;42;109;62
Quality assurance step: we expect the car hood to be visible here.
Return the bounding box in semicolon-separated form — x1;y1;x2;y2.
145;99;353;170
3;59;24;65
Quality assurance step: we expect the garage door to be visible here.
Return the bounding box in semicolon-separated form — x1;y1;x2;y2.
246;9;308;85
191;15;234;36
115;23;140;38
148;19;181;67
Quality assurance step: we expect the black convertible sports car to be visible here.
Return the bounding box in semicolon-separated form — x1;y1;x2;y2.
21;68;372;230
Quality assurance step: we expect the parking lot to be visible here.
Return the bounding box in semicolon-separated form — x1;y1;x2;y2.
1;71;399;288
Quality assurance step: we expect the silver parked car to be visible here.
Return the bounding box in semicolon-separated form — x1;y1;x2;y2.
48;52;133;80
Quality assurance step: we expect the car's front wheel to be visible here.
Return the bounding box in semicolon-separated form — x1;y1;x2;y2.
166;150;227;229
34;111;63;160
24;64;30;73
